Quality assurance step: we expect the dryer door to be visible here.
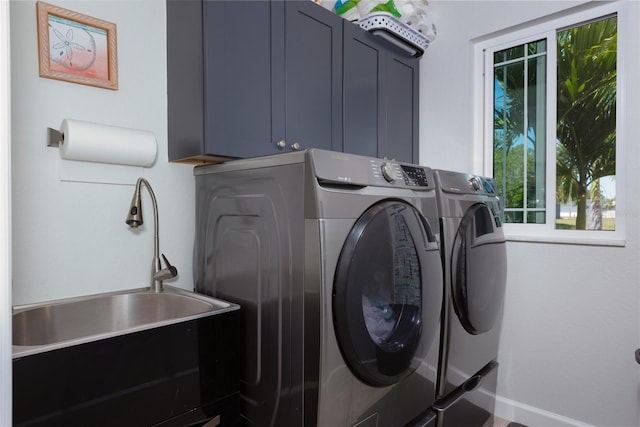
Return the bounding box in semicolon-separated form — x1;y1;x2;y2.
333;200;443;387
451;203;507;335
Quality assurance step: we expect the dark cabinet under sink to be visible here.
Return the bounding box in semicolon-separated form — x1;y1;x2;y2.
13;310;241;426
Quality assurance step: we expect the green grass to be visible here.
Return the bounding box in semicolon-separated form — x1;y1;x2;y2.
555;217;615;230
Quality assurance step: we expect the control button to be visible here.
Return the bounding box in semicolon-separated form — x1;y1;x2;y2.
381;163;395;183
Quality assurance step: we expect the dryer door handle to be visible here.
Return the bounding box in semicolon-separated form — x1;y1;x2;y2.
635;349;640;365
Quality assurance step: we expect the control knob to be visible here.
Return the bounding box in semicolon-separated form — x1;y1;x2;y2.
469;176;482;191
381;163;395;183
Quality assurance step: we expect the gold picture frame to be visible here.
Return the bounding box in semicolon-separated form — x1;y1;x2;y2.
36;1;118;90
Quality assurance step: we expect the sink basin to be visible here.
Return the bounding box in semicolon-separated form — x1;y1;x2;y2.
12;285;242;426
12;285;238;357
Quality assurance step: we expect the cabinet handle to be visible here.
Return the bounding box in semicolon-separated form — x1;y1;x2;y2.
276;140;286;150
291;142;301;151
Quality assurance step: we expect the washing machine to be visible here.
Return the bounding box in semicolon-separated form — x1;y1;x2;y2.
193;149;443;426
430;170;508;427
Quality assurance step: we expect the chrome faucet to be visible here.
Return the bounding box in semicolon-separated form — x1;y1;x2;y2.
126;177;178;292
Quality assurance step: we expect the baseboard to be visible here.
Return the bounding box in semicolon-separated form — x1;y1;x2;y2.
494;395;596;427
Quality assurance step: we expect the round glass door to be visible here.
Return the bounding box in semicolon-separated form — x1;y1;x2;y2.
333;200;442;387
451;203;507;335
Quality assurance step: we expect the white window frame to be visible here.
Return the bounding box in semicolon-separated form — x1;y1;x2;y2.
473;1;628;246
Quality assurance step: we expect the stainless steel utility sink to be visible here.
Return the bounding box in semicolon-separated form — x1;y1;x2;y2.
12;285;239;358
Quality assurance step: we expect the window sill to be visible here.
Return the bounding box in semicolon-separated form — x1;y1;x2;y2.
505;232;626;247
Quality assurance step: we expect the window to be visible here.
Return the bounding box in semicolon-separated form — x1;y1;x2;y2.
493;39;548;225
477;2;626;244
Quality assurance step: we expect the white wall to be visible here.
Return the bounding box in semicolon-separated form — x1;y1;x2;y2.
10;0;195;306
420;1;640;426
1;0;12;424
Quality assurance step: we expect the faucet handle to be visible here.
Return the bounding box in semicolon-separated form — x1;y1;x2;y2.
161;253;178;277
154;253;178;282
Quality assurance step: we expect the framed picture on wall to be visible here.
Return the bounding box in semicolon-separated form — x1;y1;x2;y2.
36;1;118;90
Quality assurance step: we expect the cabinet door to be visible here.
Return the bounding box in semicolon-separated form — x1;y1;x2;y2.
205;1;342;157
204;1;277;158
167;0;205;161
384;51;419;163
343;22;382;159
343;23;419;163
283;1;343;153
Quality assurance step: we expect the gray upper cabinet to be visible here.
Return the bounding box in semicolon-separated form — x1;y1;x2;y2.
343;22;419;163
168;0;343;162
282;2;344;155
167;0;418;163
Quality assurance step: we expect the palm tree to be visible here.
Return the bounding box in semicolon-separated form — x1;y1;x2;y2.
556;17;617;230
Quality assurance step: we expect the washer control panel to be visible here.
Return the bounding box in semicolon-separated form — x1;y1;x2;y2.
436;170;499;196
310;150;435;190
369;160;432;188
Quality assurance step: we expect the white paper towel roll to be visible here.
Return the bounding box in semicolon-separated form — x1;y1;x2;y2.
59;119;157;167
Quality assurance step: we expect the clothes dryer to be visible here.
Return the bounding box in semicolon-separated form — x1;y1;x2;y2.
194;149;443;427
431;170;508;427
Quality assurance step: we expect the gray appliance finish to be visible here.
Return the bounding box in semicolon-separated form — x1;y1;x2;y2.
194;149;443;427
432;170;508;427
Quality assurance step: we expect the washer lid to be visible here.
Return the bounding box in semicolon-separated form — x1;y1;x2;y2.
451;203;507;335
333;200;443;387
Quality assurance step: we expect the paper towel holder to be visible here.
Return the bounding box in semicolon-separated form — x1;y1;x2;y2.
46;119;158;168
47;127;63;148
